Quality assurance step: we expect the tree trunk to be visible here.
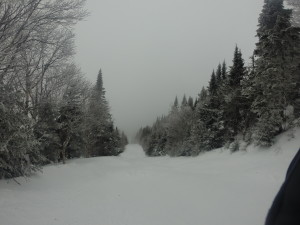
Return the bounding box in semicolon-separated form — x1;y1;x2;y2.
61;135;70;164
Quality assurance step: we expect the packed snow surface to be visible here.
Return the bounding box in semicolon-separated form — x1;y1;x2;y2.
1;129;300;225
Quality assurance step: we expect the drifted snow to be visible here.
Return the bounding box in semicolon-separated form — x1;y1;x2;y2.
1;129;300;225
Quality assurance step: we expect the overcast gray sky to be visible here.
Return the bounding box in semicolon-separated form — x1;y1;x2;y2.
74;0;263;140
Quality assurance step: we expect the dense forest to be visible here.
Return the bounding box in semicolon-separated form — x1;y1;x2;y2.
136;0;300;156
0;0;128;179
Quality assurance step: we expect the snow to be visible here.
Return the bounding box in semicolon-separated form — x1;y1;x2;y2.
1;129;300;225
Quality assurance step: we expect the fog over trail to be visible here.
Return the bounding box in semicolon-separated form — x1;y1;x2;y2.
74;0;264;138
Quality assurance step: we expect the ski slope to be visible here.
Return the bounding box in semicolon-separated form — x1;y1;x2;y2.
1;129;300;225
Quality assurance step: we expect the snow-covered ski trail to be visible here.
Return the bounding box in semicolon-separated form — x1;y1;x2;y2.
0;140;299;225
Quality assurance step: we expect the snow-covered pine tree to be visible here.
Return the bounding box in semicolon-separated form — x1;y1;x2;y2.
147;117;168;156
58;79;85;163
251;0;300;146
190;87;212;153
165;101;195;156
199;87;208;102
208;70;217;95
191;69;226;151
34;100;60;164
193;98;199;109
240;61;257;141
105;126;124;156
181;95;188;108
136;126;152;153
165;98;181;155
85;69;120;156
173;96;179;109
221;61;227;80
228;46;246;87
216;63;222;84
223;46;247;141
188;96;194;110
144;95;196;157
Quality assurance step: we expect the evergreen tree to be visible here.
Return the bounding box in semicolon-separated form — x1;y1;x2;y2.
208;70;217;95
251;0;300;146
147;117;168;156
103;125;123;156
199;87;208;102
191;90;215;152
171;96;179;114
136;126;152;152
174;96;179;108
221;61;227;80
85;69;120;156
166;103;194;156
96;69;104;92
223;46;247;140
188;96;194;109
191;69;225;152
194;98;199;109
216;63;222;84
58;81;85;163
34;101;60;164
228;46;246;87
181;95;188;107
240;65;257;140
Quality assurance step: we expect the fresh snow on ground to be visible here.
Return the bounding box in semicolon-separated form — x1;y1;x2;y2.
1;129;300;225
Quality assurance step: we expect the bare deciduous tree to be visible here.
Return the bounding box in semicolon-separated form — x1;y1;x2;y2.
0;0;88;177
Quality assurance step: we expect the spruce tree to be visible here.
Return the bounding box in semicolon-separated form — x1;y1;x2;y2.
251;0;300;146
171;96;179;113
208;70;217;96
221;61;227;80
193;98;199;109
223;46;247;140
199;87;208;102
147;117;168;156
188;96;194;109
216;63;222;84
181;95;188;107
85;69;120;156
34;101;60;163
174;96;178;108
166;101;194;156
228;46;246;87
58;81;85;163
191;70;225;152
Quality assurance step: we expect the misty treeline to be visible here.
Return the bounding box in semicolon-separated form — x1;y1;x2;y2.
136;0;300;156
0;0;128;179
